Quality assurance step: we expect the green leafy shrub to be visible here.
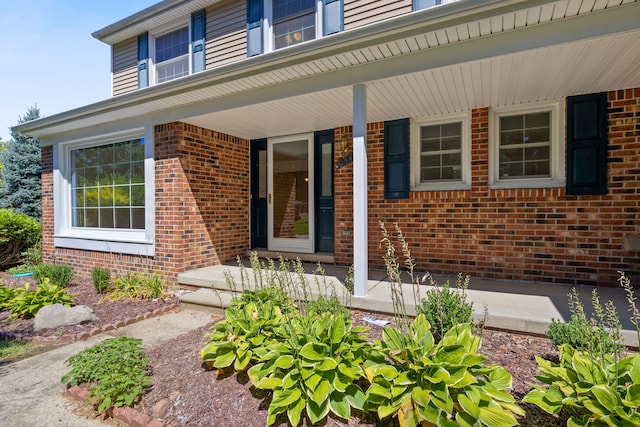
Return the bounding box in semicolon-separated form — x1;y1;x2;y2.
230;286;297;316
62;337;151;413
417;273;474;342
0;209;41;270
103;271;171;301
546;288;623;356
248;310;377;426
364;314;524;426
523;344;640;426
91;267;111;294
201;298;292;371
9;278;73;319
306;294;350;318
33;263;74;288
0;283;17;311
21;239;42;266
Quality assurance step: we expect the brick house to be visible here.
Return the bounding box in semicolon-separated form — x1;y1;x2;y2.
15;0;640;296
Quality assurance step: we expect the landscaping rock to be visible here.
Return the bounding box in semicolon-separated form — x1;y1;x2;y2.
33;304;96;330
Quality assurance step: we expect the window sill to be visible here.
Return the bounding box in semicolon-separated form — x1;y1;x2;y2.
412;182;471;192
54;235;154;256
489;178;565;190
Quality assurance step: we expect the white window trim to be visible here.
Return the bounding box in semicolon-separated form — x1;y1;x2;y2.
263;0;323;53
53;127;155;256
410;111;471;192
148;19;191;86
489;100;565;189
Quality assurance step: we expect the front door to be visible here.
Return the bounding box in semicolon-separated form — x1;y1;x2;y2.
267;133;314;253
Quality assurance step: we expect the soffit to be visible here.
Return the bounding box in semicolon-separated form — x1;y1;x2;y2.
93;0;218;44
18;0;640;141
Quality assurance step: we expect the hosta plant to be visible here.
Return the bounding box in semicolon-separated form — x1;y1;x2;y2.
523;344;640;426
201;299;291;371
9;278;73;319
365;314;524;427
247;311;378;426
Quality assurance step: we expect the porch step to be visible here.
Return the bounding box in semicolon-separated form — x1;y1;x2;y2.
178;288;236;315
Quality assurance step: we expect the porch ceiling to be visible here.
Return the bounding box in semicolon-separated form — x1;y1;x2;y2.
16;0;640;143
182;30;640;140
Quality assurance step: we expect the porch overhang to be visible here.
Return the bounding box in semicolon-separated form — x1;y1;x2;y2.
14;0;640;144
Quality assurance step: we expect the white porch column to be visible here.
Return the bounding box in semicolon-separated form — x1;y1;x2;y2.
352;84;368;297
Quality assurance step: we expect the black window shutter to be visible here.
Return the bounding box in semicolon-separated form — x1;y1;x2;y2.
322;0;343;36
247;0;263;57
137;33;149;88
566;92;608;195
191;10;206;73
384;118;410;199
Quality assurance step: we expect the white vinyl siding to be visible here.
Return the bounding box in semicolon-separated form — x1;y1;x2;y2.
112;38;138;96
206;1;247;69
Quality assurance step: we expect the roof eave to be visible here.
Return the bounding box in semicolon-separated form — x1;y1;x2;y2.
13;0;578;138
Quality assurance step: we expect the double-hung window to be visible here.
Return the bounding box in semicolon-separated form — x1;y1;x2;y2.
54;129;155;256
154;26;190;84
137;10;206;88
489;100;564;188
273;0;316;49
411;112;471;191
247;0;343;56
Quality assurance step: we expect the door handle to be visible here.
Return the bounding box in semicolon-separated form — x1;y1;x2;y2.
268;193;272;204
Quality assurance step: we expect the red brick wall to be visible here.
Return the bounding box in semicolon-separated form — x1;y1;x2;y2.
40;122;250;281
335;88;640;286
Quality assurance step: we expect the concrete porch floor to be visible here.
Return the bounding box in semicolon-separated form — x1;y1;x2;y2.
177;261;638;346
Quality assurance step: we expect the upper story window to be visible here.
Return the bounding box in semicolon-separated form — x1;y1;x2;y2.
411;112;471;191
247;0;343;57
273;0;316;49
413;0;442;11
489;100;565;188
137;10;206;88
155;27;189;83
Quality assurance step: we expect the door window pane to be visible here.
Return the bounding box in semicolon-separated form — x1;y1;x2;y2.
273;140;309;239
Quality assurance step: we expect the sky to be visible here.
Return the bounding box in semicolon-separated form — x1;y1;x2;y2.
0;1;159;141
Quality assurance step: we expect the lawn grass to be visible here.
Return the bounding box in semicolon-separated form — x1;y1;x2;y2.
0;340;42;363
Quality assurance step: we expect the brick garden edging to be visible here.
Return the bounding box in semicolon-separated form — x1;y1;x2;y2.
56;303;182;427
0;303;180;343
66;384;176;427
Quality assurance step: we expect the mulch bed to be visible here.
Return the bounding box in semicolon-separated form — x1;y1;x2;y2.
1;271;569;426
0;271;178;344
137;311;569;427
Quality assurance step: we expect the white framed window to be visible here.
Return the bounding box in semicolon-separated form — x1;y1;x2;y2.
273;0;317;49
489;100;565;189
410;112;471;191
150;21;190;85
53;128;155;255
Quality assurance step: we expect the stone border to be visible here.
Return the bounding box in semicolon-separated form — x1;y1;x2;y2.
66;384;176;427
0;304;181;344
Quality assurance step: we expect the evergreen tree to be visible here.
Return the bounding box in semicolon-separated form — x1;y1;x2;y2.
0;106;42;220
